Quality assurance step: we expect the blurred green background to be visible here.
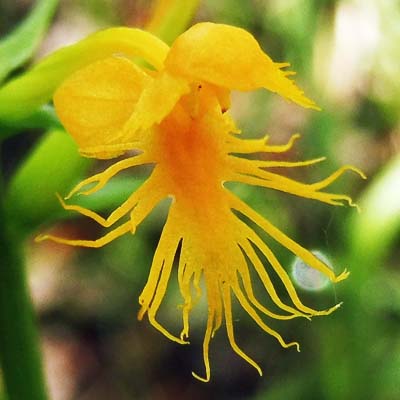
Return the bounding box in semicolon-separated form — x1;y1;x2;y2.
0;0;399;399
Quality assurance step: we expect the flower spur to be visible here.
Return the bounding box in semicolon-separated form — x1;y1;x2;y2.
36;23;366;381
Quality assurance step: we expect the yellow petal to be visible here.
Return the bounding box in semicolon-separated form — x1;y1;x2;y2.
119;71;189;140
54;56;150;158
166;22;319;110
0;27;169;119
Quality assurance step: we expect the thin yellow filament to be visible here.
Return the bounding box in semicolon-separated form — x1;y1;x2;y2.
65;153;150;199
229;193;349;284
222;285;263;377
254;157;326;168
231;285;300;351
35;221;132;248
234;246;305;320
237;238;311;319
192;309;214;382
226;133;301;154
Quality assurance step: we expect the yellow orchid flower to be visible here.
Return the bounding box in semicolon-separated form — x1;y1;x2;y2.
36;22;365;382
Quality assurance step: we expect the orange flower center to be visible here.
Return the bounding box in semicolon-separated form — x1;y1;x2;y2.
155;96;226;210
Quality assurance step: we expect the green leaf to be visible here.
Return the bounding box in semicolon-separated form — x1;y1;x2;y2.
147;0;199;44
348;153;400;264
0;0;59;84
0;27;169;121
0;105;61;140
4;127;146;234
4;129;90;233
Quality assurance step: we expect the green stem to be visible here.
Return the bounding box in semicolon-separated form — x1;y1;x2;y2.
0;172;48;399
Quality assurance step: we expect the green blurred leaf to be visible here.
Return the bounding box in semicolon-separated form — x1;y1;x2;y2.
5;129;90;233
254;374;309;400
349;153;400;264
147;0;199;44
0;27;168;121
377;339;400;398
261;0;320;71
0;105;61;140
204;0;257;28
0;0;59;84
4;127;147;234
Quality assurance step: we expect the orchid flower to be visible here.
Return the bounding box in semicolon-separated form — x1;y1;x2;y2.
36;23;365;381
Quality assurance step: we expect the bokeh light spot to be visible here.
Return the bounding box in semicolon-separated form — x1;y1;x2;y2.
292;250;332;291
